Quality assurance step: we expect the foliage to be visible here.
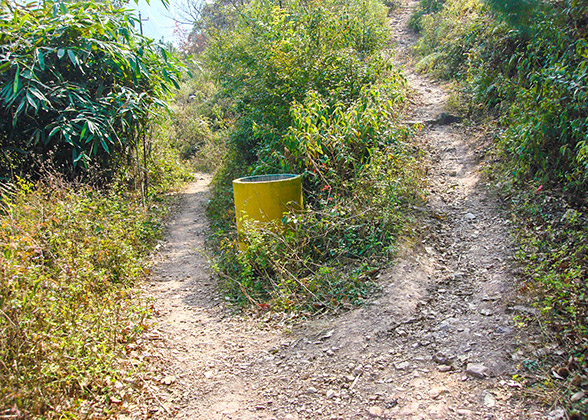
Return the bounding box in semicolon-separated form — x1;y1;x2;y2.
412;0;488;79
510;188;588;342
255;80;411;198
412;0;588;199
0;177;172;417
214;139;423;311
408;0;446;31
205;0;390;164
203;0;423;311
208;85;422;311
0;0;182;180
500;16;588;199
169;72;229;172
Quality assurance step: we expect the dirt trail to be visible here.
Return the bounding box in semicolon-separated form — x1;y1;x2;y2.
128;2;552;419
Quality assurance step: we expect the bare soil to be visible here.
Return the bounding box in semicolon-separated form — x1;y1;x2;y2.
124;2;554;419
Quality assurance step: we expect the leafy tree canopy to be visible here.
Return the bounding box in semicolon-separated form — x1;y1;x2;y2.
0;0;182;180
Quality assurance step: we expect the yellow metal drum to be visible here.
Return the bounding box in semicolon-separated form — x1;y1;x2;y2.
233;174;303;250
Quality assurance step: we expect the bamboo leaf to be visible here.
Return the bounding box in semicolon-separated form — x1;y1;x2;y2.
29;86;49;104
67;50;79;67
80;121;88;139
100;138;110;153
0;61;10;74
13;66;20;94
36;49;45;71
26;92;38;110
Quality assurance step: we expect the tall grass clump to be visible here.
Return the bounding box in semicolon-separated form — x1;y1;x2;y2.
202;0;423;312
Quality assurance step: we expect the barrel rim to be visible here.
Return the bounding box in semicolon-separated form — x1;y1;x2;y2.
233;174;301;184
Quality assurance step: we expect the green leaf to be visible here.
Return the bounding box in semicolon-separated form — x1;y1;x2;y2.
36;49;45;71
26;92;38;111
57;49;65;59
72;148;84;165
13;66;20;95
0;61;10;74
67;50;79;67
13;100;26;126
100;138;110;153
29;87;49;104
49;126;61;138
80;121;88;139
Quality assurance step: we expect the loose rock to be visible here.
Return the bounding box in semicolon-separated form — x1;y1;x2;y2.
483;392;496;407
368;406;384;418
464;213;476;221
571;391;585;403
547;408;566;420
433;352;453;365
466;363;489;378
480;308;493;316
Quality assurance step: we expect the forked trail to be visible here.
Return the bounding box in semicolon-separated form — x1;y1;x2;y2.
127;1;551;419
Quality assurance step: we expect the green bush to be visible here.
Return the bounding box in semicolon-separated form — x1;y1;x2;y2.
408;0;446;31
209;83;422;311
0;0;182;180
170;73;228;172
500;17;588;198
255;80;409;198
205;0;390;164
216;139;423;311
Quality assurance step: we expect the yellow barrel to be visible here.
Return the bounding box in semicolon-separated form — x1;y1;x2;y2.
233;174;303;250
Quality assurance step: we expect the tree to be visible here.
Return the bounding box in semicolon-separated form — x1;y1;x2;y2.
0;0;182;180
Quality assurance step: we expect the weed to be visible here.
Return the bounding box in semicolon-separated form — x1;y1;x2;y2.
0;168;185;417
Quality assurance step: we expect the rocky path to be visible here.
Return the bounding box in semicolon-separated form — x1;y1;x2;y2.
126;2;553;419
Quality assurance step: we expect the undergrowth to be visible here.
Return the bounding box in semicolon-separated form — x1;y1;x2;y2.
0;144;190;417
203;0;424;313
213;142;423;312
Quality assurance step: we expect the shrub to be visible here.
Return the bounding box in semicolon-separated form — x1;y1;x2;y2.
205;0;390;164
0;177;170;417
216;141;423;311
210;83;423;311
202;0;424;311
170;73;228;172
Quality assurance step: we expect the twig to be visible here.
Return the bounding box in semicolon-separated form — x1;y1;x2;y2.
217;271;260;307
0;308;17;329
350;372;362;390
139;376;172;415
